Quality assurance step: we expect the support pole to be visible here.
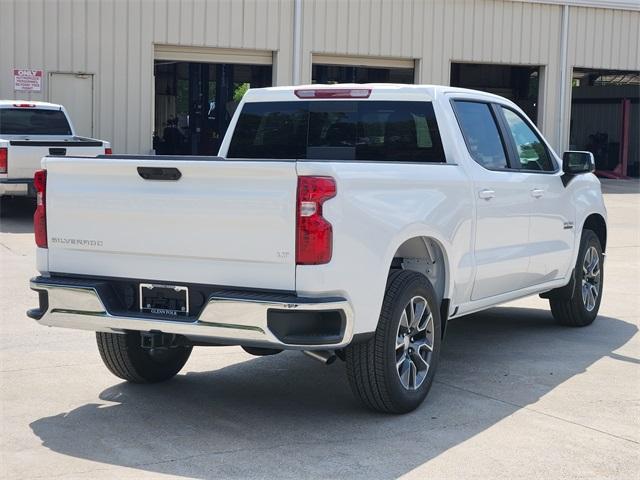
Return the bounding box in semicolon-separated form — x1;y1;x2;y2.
292;0;302;85
619;98;631;178
558;4;570;154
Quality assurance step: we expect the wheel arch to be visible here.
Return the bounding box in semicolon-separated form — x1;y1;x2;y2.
388;235;451;307
582;213;607;252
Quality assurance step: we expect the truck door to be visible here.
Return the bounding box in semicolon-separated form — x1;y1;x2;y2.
452;100;533;300
496;106;575;285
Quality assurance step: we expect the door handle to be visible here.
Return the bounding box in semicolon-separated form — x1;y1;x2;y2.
478;189;496;200
530;188;545;198
137;166;182;181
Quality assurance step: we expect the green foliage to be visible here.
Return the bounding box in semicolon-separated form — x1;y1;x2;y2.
234;83;250;102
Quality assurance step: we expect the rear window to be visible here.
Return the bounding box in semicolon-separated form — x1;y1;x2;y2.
0;108;72;135
228;101;445;162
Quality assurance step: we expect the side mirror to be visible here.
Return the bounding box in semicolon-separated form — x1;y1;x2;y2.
563;151;595;175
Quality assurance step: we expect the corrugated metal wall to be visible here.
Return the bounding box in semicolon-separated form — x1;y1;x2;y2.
0;0;638;154
300;0;565;144
0;0;294;154
562;5;640;146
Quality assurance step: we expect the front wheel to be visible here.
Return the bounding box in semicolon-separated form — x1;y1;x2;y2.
96;332;192;383
345;270;441;413
550;229;604;327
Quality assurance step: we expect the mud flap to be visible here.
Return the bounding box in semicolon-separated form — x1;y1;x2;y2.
539;269;576;301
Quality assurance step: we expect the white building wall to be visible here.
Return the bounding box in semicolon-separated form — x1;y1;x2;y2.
0;0;294;154
0;0;638;154
299;0;567;146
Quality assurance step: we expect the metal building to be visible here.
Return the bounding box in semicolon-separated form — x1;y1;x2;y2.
1;0;638;176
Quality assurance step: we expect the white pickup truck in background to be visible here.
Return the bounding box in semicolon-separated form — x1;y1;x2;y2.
28;84;607;413
0;101;111;198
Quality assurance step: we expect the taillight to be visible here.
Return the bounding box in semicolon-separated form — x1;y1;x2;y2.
104;147;112;155
34;169;47;248
296;176;336;265
0;148;7;174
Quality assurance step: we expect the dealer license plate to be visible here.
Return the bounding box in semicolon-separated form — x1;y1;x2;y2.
139;283;189;317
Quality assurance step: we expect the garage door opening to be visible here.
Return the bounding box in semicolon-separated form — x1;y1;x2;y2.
312;64;414;84
570;69;639;178
450;63;541;124
153;61;271;155
312;56;415;85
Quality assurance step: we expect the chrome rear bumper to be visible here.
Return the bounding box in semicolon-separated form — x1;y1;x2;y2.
29;276;354;350
0;179;32;197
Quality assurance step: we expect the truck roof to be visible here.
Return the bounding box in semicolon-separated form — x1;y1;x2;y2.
244;83;511;104
0;100;63;110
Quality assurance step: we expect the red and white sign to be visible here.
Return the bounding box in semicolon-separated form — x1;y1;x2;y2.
13;69;43;92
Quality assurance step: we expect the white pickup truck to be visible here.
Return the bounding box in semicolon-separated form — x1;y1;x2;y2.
28;84;607;413
0;101;111;198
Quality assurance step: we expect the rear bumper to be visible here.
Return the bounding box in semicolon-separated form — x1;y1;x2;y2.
28;276;354;350
0;178;33;197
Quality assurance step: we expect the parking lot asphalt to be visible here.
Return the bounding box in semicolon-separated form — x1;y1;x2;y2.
1;179;638;480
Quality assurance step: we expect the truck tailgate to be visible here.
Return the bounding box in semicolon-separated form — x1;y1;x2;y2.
8;137;105;179
44;156;298;291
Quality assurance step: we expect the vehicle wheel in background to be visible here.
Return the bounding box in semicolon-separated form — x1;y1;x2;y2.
345;270;441;414
96;331;192;383
550;229;604;327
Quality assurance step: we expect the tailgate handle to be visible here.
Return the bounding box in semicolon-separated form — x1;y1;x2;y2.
49;147;66;155
137;167;182;181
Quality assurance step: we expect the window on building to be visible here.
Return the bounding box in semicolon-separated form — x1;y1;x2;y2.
451;63;541;125
453;101;508;170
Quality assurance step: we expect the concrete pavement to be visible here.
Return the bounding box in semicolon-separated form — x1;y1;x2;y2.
1;179;638;479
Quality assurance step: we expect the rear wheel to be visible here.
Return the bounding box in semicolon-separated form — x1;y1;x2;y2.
96;331;192;383
550;229;604;327
345;270;441;413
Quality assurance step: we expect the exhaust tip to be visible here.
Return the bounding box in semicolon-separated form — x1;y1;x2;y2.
303;350;337;365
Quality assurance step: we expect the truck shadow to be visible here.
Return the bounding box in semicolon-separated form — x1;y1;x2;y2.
29;307;637;479
0;197;34;233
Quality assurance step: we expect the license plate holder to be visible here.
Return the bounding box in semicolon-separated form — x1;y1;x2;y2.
139;283;189;317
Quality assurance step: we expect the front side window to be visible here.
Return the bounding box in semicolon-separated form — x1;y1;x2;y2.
501;107;555;172
0;108;72;135
453;101;508;170
228;101;445;162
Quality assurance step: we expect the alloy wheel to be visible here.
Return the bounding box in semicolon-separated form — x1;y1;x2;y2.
581;246;601;312
395;295;435;390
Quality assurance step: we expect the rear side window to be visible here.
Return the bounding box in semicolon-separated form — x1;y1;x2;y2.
0;108;72;135
228;101;445;162
453;101;508;170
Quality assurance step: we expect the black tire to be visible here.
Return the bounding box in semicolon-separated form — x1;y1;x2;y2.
550;229;604;327
96;331;192;383
345;270;442;414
